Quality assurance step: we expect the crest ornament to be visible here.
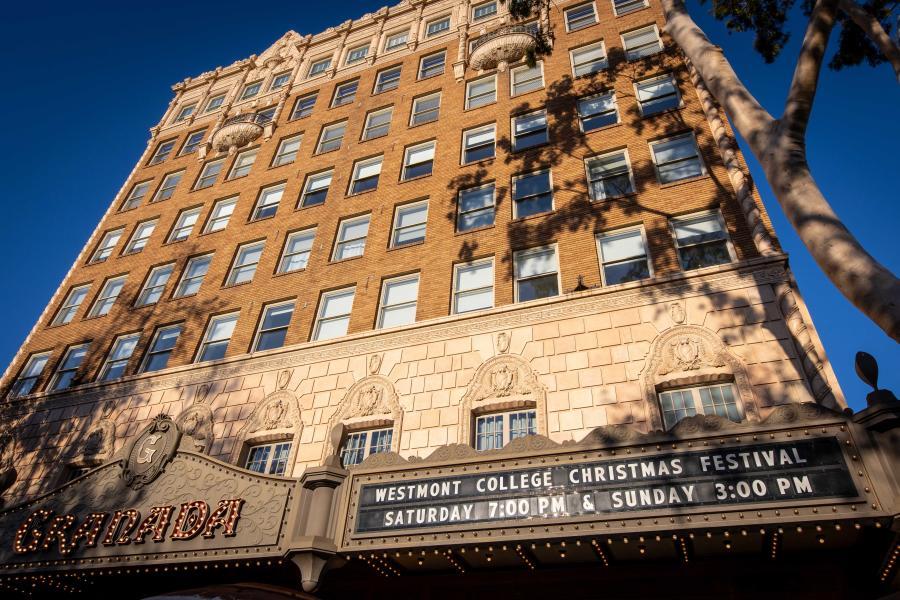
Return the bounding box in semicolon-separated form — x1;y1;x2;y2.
122;414;181;490
669;302;686;324
175;404;214;453
658;336;726;375
357;385;384;417
489;365;517;396
261;398;287;431
277;369;292;390
497;332;510;354
368;354;383;375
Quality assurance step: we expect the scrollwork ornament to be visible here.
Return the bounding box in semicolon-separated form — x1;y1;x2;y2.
121;414;181;491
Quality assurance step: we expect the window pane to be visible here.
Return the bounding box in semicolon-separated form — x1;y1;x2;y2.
516;249;557;278
588;151;634;199
573;44;607;76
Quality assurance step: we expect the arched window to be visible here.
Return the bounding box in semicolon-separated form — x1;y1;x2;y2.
233;390;302;477
324;375;403;468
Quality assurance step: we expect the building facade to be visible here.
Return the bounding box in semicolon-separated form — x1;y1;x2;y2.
0;0;898;598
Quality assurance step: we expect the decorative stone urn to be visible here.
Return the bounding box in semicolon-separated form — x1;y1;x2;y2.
469;24;540;72
210;113;267;154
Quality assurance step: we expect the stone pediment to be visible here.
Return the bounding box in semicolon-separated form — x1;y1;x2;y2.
463;355;542;405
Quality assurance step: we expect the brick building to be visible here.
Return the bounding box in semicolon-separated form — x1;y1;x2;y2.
1;1;897;598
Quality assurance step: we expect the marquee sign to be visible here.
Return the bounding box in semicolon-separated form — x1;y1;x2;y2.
352;437;857;534
0;417;298;572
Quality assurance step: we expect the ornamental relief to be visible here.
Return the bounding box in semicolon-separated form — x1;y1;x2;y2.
239;390;302;437
323;376;402;459
657;335;727;376
64;418;115;466
175;404;214;454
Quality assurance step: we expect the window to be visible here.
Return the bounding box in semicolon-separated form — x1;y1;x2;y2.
174;254;212;297
511;62;544;95
98;333;140;381
578;93;618;131
512;110;548;151
121;181;150;211
204;197;237;233
227;241;265;285
10;352;50;398
613;0;649;15
313;287;355;341
135;264;173;306
168;207;201;242
271;135;301;167
49;344;89;392
514;246;559;302
659;384;741;429
426;16;451;37
278;228;316;273
228;149;257;179
457;184;495;231
180;130;206;155
317;122;346;154
174;103;196;122
309;57;331;77
362;107;393;140
153;171;183;202
204;94;225;113
512;170;553;218
88;276;126;318
565;3;598;31
453;258;494;314
374;66;402;94
402;142;435;180
194;159;225;189
410;92;440;125
245;442;292;475
349;157;383;194
636;74;680;115
462;124;496;164
196;313;238;362
123;220;157;255
141;324;182;373
270;72;291;91
253;302;295;351
385;31;408;51
586;149;635;199
332;80;358;107
346;45;369;64
149;140;176;165
650;133;705;183
571;42;608;77
291;93;317;119
299;171;332;207
241;81;262;100
466;75;496;109
392;201;428;247
623;25;663;60
672;212;734;270
340;428;392;467
596;228;651;285
419;52;446;79
475;410;536;451
473;1;497;20
51;285;90;326
252;184;284;220
333;215;370;260
90;229;124;263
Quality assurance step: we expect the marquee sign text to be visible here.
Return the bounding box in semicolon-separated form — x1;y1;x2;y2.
354;438;856;533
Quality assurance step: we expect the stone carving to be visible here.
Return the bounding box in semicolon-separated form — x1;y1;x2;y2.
458;354;547;447
496;331;510;354
277;369;292;390
66;418;115;465
579;425;648;447
424;444;480;463
0;433;17;502
122;414;181;491
368;354;382;375
658;335;726;375
669;301;686;324
774;282;838;409
641;325;759;431
175;404;214;453
323;376;402;459
232;390;302;468
358;451;409;469
761;401;842;425
670;414;744;436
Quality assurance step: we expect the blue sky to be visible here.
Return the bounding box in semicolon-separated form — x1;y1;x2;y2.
0;1;896;411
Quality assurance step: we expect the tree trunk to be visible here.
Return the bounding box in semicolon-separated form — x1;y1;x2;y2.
838;0;900;82
660;0;900;341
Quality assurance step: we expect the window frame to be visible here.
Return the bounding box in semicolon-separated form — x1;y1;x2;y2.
331;79;359;107
340;427;393;467
649;132;707;184
194;158;225;190
120;181;151;211
462;123;496;164
570;41;608;77
472;0;498;21
290;93;318;120
384;30;409;51
595;226;653;286
584;148;636;201
565;2;598;32
612;0;650;15
48;343;90;392
475;409;537;451
251;183;285;221
513;245;561;303
410;92;441;126
174;254;213;298
401;141;435;180
240;80;263;100
269;71;291;91
511;109;549;152
174;103;196;122
226;148;258;180
98;333;141;382
226;241;266;286
453;258;495;314
153;171;184;202
252;300;296;352
312;287;356;341
345;45;370;65
278;227;316;274
51;285;90;326
658;383;744;430
245;441;293;475
457;183;496;232
308;57;332;78
180;129;207;156
203;197;238;233
140;323;183;373
149;139;176;165
511;168;554;219
135;263;174;307
90;228;124;264
391;200;429;248
195;312;239;363
123;220;158;255
9;352;51;398
168;206;202;243
621;24;664;61
510;61;545;96
316;121;347;154
376;273;420;329
270;134;302;167
418;51;446;79
670;210;737;270
204;94;225;113
362;106;394;141
87;275;127;318
349;156;384;194
374;65;402;94
634;73;682;116
333;215;371;261
299;170;333;208
577;92;619;132
425;16;451;37
465;74;497;109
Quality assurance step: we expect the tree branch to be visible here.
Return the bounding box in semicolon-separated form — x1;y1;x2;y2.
659;0;776;155
782;0;839;140
839;0;900;81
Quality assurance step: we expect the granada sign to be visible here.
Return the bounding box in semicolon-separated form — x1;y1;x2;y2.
354;438;857;533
